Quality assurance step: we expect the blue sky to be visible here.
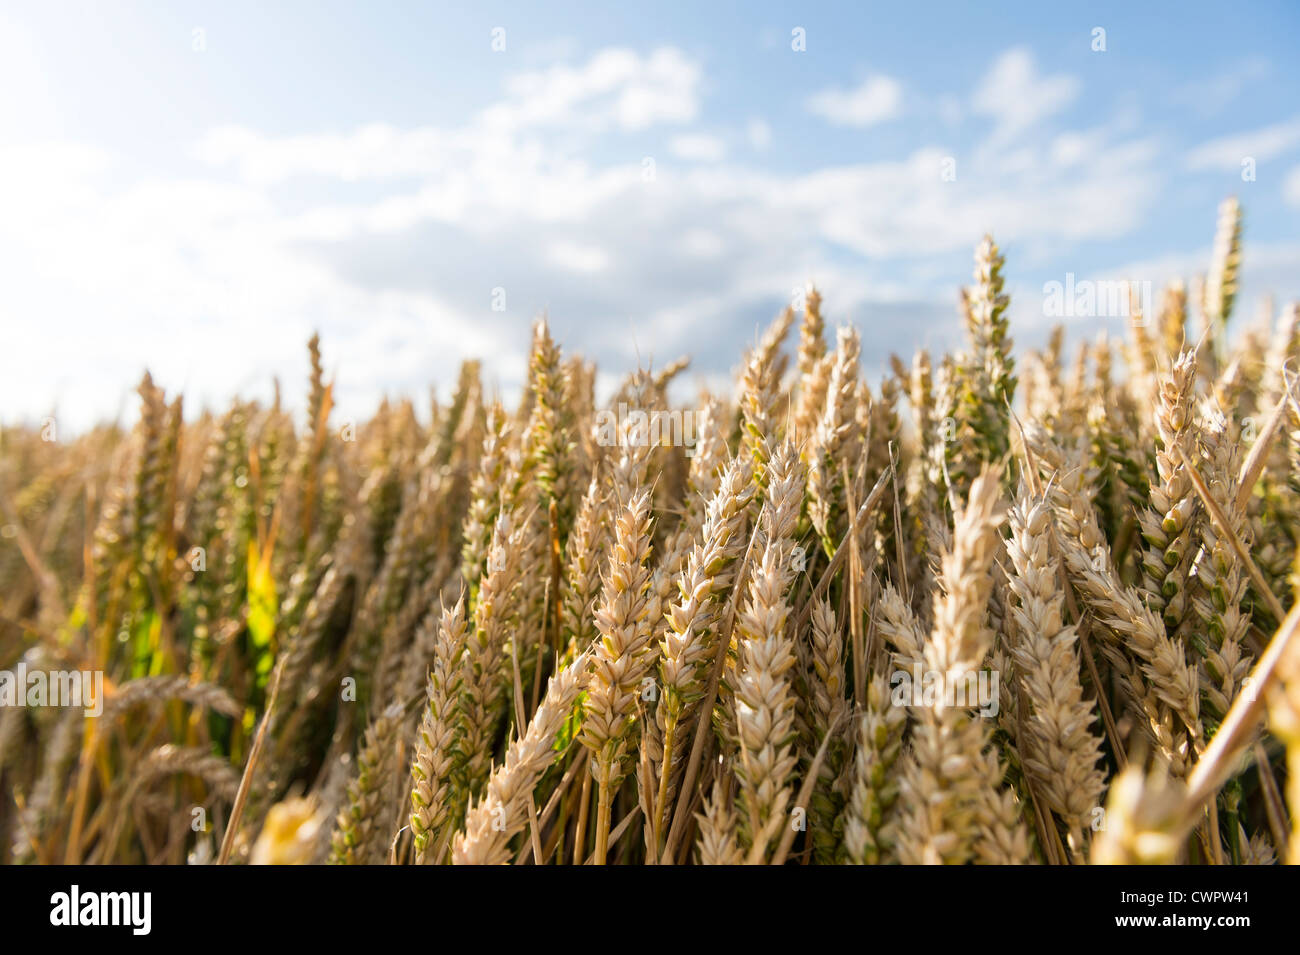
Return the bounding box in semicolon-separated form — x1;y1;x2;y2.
2;1;1299;429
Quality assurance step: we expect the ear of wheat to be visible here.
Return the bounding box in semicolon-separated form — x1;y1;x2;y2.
3;200;1298;867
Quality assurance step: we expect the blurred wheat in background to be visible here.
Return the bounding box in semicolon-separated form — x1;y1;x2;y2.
3;199;1300;865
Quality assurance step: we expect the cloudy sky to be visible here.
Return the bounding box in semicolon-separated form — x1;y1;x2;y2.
2;1;1299;431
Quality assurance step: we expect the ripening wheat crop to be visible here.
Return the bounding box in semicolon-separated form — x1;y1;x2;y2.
4;197;1300;865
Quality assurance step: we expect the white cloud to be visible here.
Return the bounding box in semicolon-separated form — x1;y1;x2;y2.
548;240;610;273
806;75;902;127
0;15;56;133
1186;115;1300;170
8;43;1289;435
669;133;727;162
746;119;772;150
972;48;1079;146
1285;165;1300;207
1171;58;1270;115
193;124;447;184
488;46;700;133
1050;132;1090;167
195;46;704;188
681;229;725;258
0;116;1168;431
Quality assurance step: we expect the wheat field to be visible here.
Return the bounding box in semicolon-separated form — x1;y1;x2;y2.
2;198;1299;866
